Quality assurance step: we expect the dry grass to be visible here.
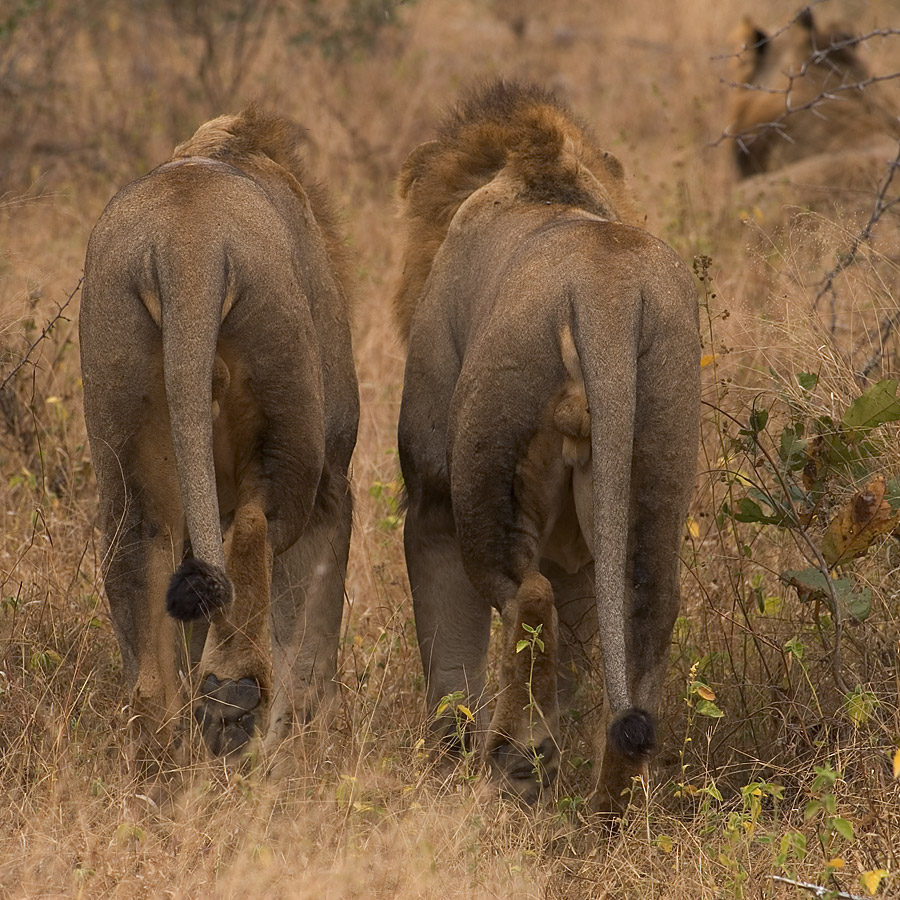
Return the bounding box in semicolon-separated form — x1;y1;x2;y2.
2;0;900;897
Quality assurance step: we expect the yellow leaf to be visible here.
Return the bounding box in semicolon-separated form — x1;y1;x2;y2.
700;354;716;368
686;516;700;539
457;704;475;722
828;857;845;870
893;747;900;779
655;834;674;853
45;396;61;404
696;684;716;702
861;869;889;896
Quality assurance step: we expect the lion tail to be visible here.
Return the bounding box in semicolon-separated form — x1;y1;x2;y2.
572;292;656;763
154;246;234;622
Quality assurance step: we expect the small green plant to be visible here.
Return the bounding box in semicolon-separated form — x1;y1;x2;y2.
436;690;477;780
369;477;403;531
716;371;900;698
515;621;552;782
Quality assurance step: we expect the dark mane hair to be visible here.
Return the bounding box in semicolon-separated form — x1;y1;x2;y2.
393;79;636;341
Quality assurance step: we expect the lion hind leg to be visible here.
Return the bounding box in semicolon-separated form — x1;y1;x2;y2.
101;494;185;771
486;570;561;805
404;503;492;754
193;499;273;757
264;479;352;750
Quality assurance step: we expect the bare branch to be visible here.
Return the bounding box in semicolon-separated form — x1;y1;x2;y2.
812;140;900;318
772;875;867;900
0;276;82;394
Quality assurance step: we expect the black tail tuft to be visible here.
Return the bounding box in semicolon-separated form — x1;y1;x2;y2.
608;708;656;761
166;558;232;621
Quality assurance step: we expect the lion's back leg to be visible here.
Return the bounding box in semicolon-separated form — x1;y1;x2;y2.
399;336;492;753
264;468;353;751
190;292;327;758
81;302;186;768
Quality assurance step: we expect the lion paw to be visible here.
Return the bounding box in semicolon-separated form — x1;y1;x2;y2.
489;736;559;805
194;674;261;757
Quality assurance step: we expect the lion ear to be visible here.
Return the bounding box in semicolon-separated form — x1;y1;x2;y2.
398;141;440;199
735;16;767;50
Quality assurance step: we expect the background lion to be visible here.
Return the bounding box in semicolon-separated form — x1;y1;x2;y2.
727;8;900;178
394;81;700;810
726;9;900;372
80;106;359;766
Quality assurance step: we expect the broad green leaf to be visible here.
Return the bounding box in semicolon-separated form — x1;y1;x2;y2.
734;498;785;526
845;588;872;622
781;569;869;619
655;834;674;853
829;816;854;841
696;699;724;718
842;378;900;432
844;688;878;727
797;372;819;392
779;425;808;470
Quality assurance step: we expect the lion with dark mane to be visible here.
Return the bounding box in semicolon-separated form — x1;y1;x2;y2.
394;81;700;809
80;106;358;764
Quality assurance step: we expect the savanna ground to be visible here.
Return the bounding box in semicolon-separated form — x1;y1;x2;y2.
2;1;900;897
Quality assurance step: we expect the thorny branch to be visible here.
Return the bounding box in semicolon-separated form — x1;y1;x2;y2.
0;276;82;394
812;140;900;315
712;11;900;152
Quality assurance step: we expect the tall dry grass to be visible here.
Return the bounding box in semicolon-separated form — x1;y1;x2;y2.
2;0;900;897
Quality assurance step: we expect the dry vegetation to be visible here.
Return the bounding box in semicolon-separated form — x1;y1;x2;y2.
2;0;900;897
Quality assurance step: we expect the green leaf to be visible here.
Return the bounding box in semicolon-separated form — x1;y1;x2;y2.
829;816;855;842
844;688;878;727
781;569;868;619
779;425;808;470
845;588;872;622
734;498;786;525
842;379;900;432
516;640;529;653
797;372;819;392
696;699;724;718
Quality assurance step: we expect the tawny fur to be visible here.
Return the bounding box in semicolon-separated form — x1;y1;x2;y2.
174;104;353;301
80;106;358;766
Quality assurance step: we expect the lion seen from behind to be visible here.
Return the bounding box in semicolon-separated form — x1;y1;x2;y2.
80;106;358;770
394;81;700;810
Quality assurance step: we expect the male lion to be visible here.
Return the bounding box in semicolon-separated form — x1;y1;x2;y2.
394;81;700;809
728;8;900;178
80;107;358;763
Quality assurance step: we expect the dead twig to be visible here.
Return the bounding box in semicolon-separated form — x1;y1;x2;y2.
0;276;82;395
772;874;867;900
812;140;900;315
